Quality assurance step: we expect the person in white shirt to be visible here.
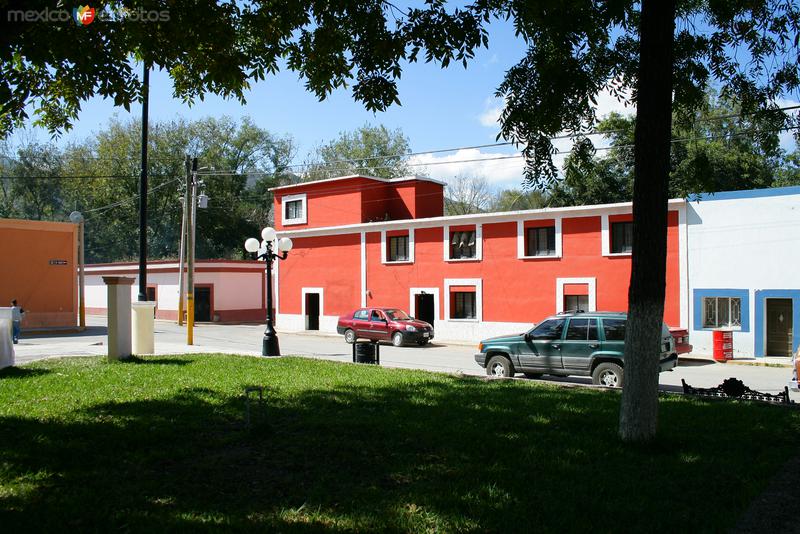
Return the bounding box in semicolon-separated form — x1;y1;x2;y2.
10;300;24;344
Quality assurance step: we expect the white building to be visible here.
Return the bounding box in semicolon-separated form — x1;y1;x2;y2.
687;186;800;358
85;260;267;323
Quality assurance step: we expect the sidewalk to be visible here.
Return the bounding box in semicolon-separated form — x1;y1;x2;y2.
680;353;793;368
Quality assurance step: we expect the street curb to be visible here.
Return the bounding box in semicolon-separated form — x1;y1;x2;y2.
679;355;792;369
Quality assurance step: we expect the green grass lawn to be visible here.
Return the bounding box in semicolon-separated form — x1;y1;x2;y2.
1;355;797;532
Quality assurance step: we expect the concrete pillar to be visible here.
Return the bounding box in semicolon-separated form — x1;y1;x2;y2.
131;301;156;355
103;276;134;360
0;308;14;369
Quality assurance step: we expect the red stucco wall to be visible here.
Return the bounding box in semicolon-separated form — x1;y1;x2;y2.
277;233;362;316
281;210;682;326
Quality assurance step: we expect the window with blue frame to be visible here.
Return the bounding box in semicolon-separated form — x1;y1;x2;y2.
693;289;750;332
703;297;741;328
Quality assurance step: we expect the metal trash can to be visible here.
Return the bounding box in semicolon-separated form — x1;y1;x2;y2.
353;341;380;364
713;329;733;362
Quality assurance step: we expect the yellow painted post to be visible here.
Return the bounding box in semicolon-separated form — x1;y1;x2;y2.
187;294;194;345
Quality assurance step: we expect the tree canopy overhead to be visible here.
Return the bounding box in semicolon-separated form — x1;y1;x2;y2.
0;1;487;136
489;0;800;184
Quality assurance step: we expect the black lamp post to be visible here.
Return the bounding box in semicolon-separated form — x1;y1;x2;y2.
245;227;293;356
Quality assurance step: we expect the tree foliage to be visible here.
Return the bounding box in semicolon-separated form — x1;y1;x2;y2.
1;117;294;262
550;92;794;206
491;188;548;211
305;124;410;180
444;174;493;214
1;1;487;136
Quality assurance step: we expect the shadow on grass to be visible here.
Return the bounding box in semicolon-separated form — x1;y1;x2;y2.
0;362;797;532
0;367;51;379
116;356;195;366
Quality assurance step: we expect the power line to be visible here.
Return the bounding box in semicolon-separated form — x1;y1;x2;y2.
198;123;800;180
4;103;797;177
84;178;181;219
0;174;177;180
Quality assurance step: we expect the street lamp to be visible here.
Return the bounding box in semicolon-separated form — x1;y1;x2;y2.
245;227;293;356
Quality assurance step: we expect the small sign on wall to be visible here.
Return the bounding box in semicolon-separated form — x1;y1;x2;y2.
49;259;68;265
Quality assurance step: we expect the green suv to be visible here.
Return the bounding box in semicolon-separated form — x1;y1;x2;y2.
474;311;678;387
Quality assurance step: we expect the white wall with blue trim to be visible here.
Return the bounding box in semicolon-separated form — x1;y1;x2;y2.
687;186;800;358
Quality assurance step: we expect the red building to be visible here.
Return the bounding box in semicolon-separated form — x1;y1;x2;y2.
272;175;688;342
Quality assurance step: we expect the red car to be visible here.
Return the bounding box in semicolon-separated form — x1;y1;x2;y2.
337;307;434;347
669;327;693;355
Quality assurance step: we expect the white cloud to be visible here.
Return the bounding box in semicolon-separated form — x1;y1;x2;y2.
593;86;635;119
410;148;525;189
408;139;585;191
478;97;503;128
775;98;800;152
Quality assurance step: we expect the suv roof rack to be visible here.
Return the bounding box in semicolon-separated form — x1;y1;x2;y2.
557;309;585;315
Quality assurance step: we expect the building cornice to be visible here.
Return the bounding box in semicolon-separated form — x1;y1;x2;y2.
276;199;687;238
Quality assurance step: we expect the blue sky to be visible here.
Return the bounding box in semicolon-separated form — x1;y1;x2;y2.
27;18;536;190
15;17;800;192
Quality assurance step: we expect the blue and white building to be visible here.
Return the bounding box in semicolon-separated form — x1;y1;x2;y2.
687;186;800;358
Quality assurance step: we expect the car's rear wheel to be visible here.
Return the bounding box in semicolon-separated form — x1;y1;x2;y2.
487;355;514;378
523;372;543;379
392;332;404;347
343;329;356;344
592;362;624;387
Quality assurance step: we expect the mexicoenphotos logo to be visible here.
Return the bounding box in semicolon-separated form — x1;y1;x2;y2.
6;6;169;23
73;5;96;25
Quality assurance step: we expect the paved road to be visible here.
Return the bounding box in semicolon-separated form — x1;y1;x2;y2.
10;316;797;400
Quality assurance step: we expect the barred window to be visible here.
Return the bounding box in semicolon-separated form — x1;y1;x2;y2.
703;297;742;328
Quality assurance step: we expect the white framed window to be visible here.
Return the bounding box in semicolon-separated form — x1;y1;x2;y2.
444;278;482;322
611;221;633;254
702;297;741;328
452;291;476;319
517;219;562;259
601;214;633;256
555;278;596;313
381;229;415;264
282;193;307;225
444;225;482;261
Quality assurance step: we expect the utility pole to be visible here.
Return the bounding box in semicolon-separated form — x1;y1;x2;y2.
78;217;85;328
177;155;190;326
186;157;197;345
69;210;86;329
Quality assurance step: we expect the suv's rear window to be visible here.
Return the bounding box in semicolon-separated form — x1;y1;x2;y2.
602;318;626;341
565;318;599;341
353;309;369;320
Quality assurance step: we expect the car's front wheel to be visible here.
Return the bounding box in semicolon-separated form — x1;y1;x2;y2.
392;332;404;347
486;355;514;378
343;329;356;344
592;362;624;387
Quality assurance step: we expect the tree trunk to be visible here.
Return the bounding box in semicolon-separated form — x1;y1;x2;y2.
619;0;675;443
